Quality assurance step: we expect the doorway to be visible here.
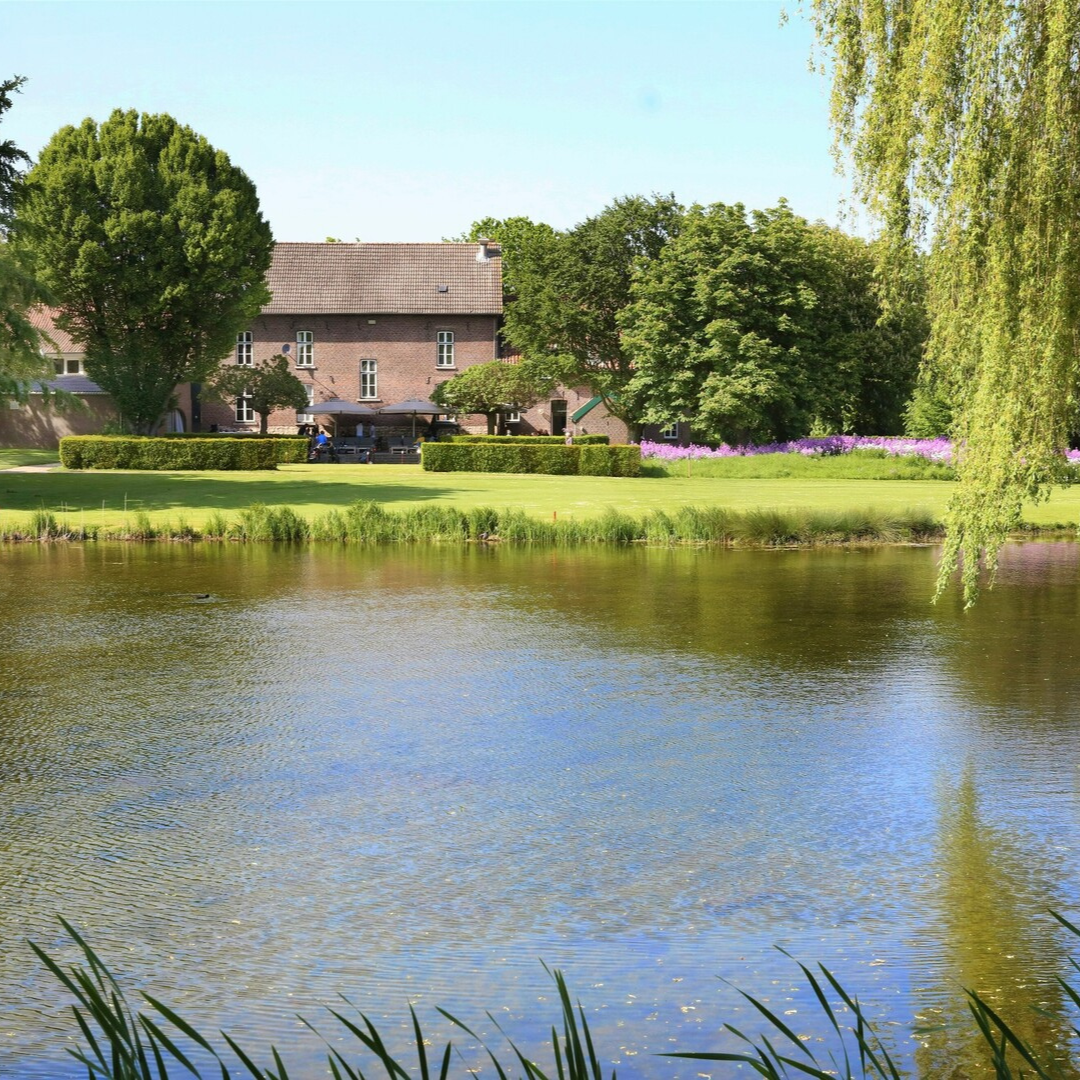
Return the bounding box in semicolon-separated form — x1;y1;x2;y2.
550;400;567;436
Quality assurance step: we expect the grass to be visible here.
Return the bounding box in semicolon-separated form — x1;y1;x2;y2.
0;460;1078;535
0;447;61;469
0;499;943;546
32;913;1080;1079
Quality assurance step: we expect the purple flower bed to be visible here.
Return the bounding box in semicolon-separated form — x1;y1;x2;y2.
640;436;1080;464
640;436;955;462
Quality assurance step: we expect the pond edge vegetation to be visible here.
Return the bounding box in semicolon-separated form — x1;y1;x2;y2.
33;912;1080;1079
4;501;950;547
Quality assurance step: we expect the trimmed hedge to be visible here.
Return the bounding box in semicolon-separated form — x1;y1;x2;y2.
447;434;610;445
421;442;640;476
59;436;305;470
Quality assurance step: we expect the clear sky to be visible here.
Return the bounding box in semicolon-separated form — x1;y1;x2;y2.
1;1;856;242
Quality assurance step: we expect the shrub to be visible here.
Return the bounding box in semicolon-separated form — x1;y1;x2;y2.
447;434;610;445
422;443;640;476
59;436;291;470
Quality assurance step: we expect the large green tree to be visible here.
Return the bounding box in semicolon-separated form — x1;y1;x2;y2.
203;354;309;435
813;0;1080;601
462;196;683;437
431;359;556;434
0;75;56;399
621;200;924;443
13;109;273;433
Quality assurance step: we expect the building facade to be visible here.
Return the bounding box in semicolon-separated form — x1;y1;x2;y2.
200;241;506;437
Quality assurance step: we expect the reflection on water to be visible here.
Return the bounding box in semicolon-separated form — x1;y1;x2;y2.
1;541;1079;1077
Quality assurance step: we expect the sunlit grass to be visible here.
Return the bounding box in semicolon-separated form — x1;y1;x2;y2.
0;460;1077;532
0;448;60;469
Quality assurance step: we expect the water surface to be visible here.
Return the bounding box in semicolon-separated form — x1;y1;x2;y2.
1;541;1079;1077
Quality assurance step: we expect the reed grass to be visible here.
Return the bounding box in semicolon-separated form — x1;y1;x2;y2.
0;501;947;547
30;913;1080;1079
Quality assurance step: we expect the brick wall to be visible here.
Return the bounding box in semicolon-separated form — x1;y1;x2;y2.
200;313;500;432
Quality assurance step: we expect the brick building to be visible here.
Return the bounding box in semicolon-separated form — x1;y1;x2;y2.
202;240;666;444
200;240;507;437
10;240;682;448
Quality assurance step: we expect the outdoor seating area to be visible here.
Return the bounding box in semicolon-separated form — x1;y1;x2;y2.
304;397;437;465
309;436;422;464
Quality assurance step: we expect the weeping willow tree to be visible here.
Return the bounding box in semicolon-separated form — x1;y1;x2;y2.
811;0;1080;602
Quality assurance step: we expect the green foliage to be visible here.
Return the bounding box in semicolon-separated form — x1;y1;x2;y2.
466;196;683;434
904;376;955;440
14;109;273;435
431;359;556;434
203;355;310;435
59;436;291;471
422;443;641;477
621;201;926;444
0;75;30;228
0;497;945;546
0;76;57;399
234;503;310;541
812;0;1080;603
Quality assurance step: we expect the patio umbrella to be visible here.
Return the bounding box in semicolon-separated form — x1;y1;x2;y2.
307;400;378;436
378;398;441;439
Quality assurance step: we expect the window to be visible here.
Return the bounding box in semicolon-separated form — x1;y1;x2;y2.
661;423;679;440
297;384;314;425
436;330;455;368
360;358;378;399
236;331;253;366
504;409;521;424
296;330;314;367
235;395;254;423
54;357;83;375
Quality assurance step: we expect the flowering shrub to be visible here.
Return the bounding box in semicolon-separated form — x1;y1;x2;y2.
640;435;955;462
641;435;1080;465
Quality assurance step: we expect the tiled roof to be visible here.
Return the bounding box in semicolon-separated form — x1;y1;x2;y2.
27;308;80;353
264;242;503;316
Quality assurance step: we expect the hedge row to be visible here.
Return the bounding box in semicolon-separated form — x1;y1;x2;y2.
446;434;610;445
59;436;308;470
421;442;640;476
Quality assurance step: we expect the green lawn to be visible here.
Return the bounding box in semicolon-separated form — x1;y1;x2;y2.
0;448;62;470
1;461;1078;532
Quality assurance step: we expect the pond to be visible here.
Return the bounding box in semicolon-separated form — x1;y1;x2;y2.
1;541;1080;1077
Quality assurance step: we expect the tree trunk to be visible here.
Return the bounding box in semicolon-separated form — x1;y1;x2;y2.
486;412;497;434
258;411;270;435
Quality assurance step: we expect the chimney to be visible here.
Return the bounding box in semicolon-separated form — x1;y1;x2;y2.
477;237;494;262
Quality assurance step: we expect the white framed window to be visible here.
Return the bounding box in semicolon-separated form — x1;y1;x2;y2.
504;409;521;423
360;358;378;399
235;395;254;423
236;331;253;366
53;357;83;375
296;330;314;367
661;423;679;440
436;330;455;368
297;384;314;425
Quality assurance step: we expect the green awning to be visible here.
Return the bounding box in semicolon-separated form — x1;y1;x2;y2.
571;396;604;423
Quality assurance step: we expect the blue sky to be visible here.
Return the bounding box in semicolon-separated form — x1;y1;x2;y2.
2;1;855;241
